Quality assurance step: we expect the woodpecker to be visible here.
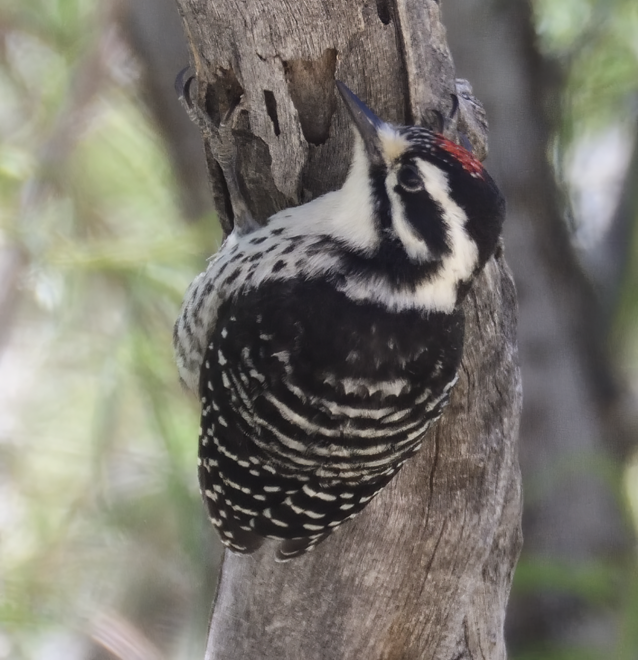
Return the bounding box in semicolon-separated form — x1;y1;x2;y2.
174;81;505;560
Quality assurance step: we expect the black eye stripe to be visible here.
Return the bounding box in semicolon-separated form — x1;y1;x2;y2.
397;164;423;192
399;189;452;260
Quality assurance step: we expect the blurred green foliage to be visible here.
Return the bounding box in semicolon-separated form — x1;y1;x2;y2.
0;1;220;658
0;0;636;658
534;0;638;134
511;563;638;660
525;2;638;658
534;0;638;354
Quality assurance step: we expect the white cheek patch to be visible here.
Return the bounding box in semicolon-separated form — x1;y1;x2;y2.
414;160;478;288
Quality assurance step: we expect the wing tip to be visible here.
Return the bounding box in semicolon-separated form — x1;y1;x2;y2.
275;532;332;562
221;532;265;555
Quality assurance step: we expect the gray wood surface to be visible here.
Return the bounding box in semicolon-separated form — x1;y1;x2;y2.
172;1;523;657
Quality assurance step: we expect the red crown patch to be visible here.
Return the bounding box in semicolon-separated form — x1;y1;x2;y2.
435;135;485;178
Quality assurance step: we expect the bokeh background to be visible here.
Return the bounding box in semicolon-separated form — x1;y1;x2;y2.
1;1;637;658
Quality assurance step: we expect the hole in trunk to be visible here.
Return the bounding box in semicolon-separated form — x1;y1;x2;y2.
283;49;338;146
205;67;244;126
263;90;281;136
376;0;391;24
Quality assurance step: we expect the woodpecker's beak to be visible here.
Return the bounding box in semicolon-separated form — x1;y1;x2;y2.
336;81;386;166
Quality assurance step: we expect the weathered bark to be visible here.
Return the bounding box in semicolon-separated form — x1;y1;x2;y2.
172;1;522;658
445;0;631;652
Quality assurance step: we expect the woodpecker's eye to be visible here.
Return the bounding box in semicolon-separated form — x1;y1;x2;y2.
397;164;423;192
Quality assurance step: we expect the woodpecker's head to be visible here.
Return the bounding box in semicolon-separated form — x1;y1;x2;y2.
335;82;505;305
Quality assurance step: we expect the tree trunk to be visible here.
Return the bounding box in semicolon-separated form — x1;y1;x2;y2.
172;1;523;658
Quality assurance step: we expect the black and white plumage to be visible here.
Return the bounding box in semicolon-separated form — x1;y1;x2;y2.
174;82;505;560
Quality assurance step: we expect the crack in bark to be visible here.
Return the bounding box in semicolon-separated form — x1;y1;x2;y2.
388;0;414;124
424;431;441;533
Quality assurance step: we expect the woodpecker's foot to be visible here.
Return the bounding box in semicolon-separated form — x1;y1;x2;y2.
175;67;259;236
216;98;261;236
453;79;489;161
420;86;484;158
175;66;217;137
